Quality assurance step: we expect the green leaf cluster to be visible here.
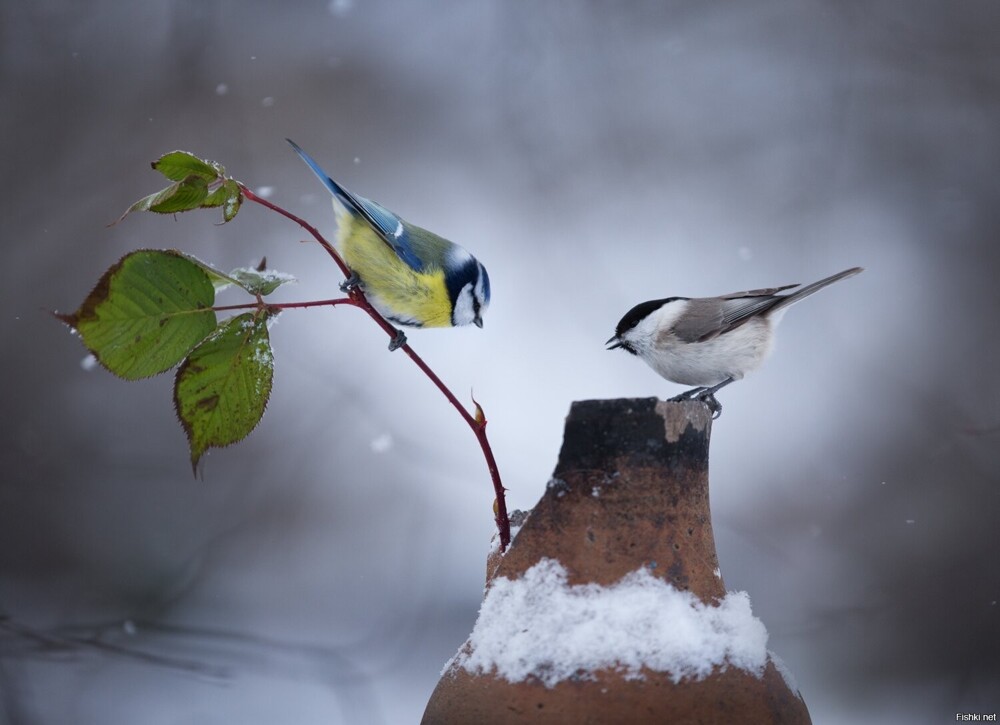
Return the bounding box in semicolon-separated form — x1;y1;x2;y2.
119;151;243;224
59;249;294;470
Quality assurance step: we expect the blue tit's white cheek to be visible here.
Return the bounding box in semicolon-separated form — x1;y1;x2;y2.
452;282;477;326
446;245;473;269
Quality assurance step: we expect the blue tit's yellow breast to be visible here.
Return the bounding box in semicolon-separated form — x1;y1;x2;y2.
336;212;453;328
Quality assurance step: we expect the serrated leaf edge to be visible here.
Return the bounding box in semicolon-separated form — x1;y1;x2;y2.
173;312;274;473
58;248;218;380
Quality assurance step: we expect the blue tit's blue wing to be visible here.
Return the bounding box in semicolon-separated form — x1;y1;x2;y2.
351;197;426;272
287;139;424;271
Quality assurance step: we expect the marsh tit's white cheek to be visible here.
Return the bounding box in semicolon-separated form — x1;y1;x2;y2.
623;301;689;357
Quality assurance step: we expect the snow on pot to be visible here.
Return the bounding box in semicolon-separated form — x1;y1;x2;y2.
423;398;810;724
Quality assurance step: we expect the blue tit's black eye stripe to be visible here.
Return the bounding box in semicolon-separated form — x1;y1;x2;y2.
614;297;686;338
445;257;481;308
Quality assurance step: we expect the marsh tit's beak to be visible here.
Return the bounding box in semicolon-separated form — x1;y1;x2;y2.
606;335;623;350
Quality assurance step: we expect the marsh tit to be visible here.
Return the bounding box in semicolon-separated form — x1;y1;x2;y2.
606;267;863;417
287;140;490;349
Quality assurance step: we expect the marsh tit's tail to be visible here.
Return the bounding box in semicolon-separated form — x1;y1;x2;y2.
769;267;863;316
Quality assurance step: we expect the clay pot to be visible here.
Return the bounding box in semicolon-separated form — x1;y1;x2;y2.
423;398;810;724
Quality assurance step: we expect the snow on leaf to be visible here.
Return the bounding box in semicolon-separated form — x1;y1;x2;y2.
227;266;296;296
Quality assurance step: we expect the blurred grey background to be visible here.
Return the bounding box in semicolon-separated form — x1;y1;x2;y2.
2;1;998;723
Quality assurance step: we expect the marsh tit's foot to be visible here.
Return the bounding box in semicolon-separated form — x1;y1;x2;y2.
669;378;734;418
388;329;408;352
339;272;362;293
669;386;708;402
696;378;735;419
697;392;723;419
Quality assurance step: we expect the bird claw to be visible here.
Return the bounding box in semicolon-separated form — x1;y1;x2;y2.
339;272;361;293
697;393;723;420
668;387;706;402
387;330;407;351
668;386;724;419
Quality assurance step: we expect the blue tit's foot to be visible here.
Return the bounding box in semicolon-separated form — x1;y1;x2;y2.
388;329;407;351
339;272;361;293
669;387;707;402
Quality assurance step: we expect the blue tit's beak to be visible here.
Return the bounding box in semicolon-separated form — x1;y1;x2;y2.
606;335;623;350
474;316;484;329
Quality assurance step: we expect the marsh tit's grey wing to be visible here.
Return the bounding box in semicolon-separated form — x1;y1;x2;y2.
717;294;788;331
669;298;727;343
718;284;800;300
671;285;798;342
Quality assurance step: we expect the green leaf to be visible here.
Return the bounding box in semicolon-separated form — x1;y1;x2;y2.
176;252;240;292
227;266;296;296
58;250;218;379
153;151;225;182
174;312;274;471
115;151;242;224
204;178;243;222
120;175;210;221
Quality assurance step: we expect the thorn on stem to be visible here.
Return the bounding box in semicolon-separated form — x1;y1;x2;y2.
472;392;486;426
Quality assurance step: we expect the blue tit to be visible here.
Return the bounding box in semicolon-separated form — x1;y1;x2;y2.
287;139;490;335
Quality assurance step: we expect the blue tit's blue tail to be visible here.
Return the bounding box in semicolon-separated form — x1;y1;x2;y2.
286;138;351;205
286;139;423;271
